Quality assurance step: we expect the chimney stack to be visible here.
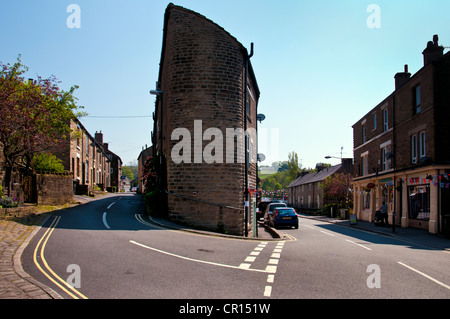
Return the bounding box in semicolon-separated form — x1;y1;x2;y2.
422;34;444;66
95;131;103;145
394;64;411;90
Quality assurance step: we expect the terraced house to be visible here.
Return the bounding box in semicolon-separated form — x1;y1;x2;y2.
51;119;122;195
352;35;450;236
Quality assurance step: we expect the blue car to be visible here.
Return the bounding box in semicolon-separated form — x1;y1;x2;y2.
270;207;298;229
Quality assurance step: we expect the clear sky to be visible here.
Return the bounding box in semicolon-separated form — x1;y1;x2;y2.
1;1;449;168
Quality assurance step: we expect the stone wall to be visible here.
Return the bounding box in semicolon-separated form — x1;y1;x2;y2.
36;173;73;206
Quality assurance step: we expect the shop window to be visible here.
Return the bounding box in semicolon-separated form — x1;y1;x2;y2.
363;190;371;209
408;185;430;220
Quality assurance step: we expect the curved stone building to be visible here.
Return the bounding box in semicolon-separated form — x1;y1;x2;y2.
151;3;260;236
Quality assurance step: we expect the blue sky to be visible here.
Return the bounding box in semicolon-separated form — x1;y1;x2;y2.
1;1;449;168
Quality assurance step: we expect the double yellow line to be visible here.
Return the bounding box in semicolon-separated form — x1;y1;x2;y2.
33;216;88;299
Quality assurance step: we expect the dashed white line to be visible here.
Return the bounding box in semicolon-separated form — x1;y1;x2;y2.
107;202;116;210
346;239;372;251
320;230;335;236
263;286;272;297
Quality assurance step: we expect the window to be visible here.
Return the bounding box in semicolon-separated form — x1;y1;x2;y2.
414;85;421;114
373;113;377;130
383;108;388;131
381;144;392;171
408;185;430;220
86;135;89;156
411;135;417;163
419;131;426;158
363;191;370;209
362;125;366;143
361;152;369;176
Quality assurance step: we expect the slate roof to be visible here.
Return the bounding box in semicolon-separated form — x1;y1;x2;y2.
288;164;343;188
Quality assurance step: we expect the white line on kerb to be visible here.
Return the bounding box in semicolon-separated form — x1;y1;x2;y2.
102;212;110;229
397;262;450;290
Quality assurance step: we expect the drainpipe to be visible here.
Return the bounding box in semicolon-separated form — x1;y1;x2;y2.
244;43;254;237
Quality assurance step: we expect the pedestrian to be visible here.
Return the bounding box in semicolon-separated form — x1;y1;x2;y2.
381;201;389;225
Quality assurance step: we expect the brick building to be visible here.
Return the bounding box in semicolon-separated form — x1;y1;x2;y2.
137;145;153;194
352;35;450;235
151;4;260;236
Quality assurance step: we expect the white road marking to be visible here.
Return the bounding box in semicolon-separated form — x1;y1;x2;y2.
397;262;450;290
346;239;372;251
130;240;271;273
264;286;272;297
107;202;116;209
102;212;110;229
320;230;335;237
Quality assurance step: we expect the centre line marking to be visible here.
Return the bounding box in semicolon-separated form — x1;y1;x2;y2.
102;212;110;229
107;202;116;209
397;262;450;290
346;239;372;251
320;230;335;237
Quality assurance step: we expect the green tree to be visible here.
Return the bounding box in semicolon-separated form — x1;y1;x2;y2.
122;166;134;180
287;151;300;181
0;55;84;195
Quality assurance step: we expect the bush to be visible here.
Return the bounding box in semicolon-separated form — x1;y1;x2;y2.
31;153;64;173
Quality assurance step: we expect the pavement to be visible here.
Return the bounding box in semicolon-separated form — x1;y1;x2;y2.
1;196;448;299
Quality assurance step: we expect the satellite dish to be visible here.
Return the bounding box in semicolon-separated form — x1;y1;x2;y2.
257;153;266;162
257;113;266;123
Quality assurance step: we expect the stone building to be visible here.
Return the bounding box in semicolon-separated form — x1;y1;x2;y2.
288;159;353;213
151;4;260;236
50;119;121;195
352;35;450;235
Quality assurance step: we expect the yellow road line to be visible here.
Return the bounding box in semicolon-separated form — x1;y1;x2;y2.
33;216;88;299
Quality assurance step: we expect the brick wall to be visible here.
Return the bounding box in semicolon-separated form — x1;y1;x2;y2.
156;4;259;235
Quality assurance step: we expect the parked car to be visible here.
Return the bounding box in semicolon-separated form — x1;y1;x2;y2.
263;202;287;225
270;207;298;229
257;201;272;219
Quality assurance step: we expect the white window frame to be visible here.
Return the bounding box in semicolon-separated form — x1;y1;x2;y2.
411;135;417;164
383;108;388;132
419;131;426;158
361;151;369;176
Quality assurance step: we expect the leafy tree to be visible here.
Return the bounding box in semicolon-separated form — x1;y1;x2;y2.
287;151;300;181
122;166;134;180
320;173;353;208
0;55;84;195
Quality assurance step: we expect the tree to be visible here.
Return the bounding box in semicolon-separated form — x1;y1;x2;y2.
122;166;134;181
287;151;300;181
320;173;353;208
0;55;84;195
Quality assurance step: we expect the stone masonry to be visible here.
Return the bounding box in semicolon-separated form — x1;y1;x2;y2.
152;4;260;235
